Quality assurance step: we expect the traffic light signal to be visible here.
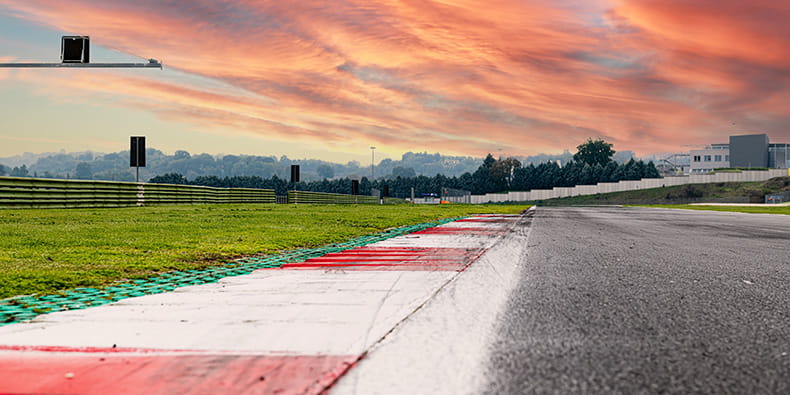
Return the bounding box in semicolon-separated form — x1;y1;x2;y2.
61;36;90;63
290;165;300;183
130;136;145;167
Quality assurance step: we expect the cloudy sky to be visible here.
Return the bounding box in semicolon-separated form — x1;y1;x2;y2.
0;0;788;163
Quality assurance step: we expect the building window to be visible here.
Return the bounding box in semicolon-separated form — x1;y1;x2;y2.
693;155;701;162
715;155;722;162
725;155;730;161
704;155;711;162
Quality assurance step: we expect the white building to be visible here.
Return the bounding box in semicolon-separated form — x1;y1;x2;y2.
689;143;730;173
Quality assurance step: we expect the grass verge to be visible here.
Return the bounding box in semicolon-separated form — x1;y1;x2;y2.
636;205;790;215
0;204;527;298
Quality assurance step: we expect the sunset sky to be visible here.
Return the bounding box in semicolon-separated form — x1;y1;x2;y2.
1;0;788;163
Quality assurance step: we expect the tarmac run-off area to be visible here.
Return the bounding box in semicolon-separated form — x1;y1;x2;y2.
0;210;533;394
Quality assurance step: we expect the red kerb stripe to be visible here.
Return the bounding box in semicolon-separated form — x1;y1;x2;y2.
0;350;356;395
270;247;487;271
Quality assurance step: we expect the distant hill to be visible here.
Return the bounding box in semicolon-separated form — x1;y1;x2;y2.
0;151;81;168
0;149;485;182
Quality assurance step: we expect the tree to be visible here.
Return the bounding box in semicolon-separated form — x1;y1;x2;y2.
644;161;661;178
579;163;603;185
391;166;416;179
601;161;619;182
534;161;561;189
10;165;29;177
93;169;134;182
555;161;578;187
573;138;615;167
490;157;522;190
482;153;496;169
316;164;334;179
74;162;93;180
622;159;641;180
149;173;189;184
511;164;536;191
0;164;7;176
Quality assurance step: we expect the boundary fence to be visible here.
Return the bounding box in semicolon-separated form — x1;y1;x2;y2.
471;169;789;203
442;187;471;203
286;190;404;204
765;191;790;204
0;177;275;209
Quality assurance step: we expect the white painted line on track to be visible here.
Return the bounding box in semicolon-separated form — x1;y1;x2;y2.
331;208;535;395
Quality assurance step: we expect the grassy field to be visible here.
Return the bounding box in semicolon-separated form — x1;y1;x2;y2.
0;204;527;298
638;205;790;215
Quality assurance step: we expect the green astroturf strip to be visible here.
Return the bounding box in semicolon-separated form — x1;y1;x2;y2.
0;218;457;326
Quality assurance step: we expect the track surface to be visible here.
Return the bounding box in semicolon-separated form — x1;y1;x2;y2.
2;207;787;394
484;206;789;394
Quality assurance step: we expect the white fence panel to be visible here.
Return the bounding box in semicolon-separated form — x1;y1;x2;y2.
575;185;599;196
470;169;786;203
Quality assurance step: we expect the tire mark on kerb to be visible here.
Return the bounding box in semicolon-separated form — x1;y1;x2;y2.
361;270;405;353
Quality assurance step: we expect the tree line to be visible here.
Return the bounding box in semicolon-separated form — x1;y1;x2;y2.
1;142;638;183
150;139;660;197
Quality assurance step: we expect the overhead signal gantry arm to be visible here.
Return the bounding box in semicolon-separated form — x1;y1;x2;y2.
0;36;162;69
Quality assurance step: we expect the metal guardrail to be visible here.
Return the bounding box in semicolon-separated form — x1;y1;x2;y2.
286;190;405;204
383;197;407;204
0;177;275;209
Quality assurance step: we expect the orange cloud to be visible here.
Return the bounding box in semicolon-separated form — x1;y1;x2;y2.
1;0;789;159
609;0;790;140
614;0;790;67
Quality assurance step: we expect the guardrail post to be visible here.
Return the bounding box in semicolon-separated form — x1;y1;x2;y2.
136;183;145;207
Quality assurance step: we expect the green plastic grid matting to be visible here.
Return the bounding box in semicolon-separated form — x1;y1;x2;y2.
0;217;459;326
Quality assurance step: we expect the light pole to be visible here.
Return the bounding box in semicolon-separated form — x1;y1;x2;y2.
370;146;376;180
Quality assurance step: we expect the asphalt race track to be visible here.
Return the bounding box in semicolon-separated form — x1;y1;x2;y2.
483;206;789;394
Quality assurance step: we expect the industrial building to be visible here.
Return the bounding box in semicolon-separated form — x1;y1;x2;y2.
688;133;789;173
